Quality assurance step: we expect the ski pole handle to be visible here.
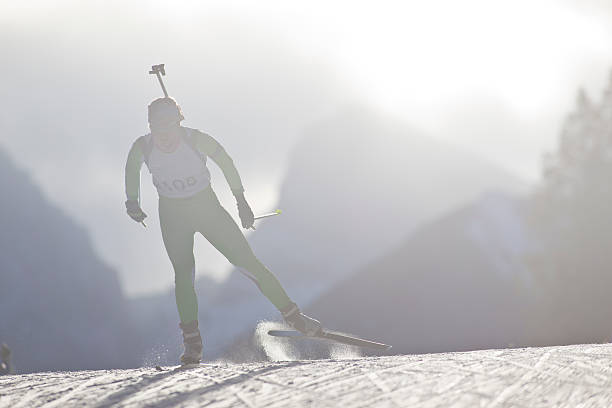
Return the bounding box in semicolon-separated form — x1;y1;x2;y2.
149;64;169;98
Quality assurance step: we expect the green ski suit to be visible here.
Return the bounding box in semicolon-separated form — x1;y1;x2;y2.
125;127;292;323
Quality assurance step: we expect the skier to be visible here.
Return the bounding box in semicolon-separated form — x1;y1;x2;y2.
124;97;321;365
0;343;11;375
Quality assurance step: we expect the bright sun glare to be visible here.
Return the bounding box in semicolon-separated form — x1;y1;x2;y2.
289;0;609;116
212;0;610;117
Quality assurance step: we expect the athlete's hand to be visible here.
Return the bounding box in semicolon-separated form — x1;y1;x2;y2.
125;199;148;223
234;192;254;229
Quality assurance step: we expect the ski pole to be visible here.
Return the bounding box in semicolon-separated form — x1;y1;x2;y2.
149;64;169;98
254;209;282;220
144;64;167;225
249;209;282;230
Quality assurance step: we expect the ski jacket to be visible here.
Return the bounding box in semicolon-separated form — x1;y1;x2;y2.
125;127;244;201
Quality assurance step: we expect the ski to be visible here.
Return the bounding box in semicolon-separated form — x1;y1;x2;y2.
268;329;391;351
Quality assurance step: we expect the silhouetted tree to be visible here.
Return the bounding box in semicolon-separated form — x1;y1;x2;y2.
528;72;612;345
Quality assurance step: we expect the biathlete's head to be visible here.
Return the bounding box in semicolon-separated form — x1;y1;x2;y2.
148;97;184;134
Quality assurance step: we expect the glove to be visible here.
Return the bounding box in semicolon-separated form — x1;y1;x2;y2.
125;199;147;223
234;191;254;229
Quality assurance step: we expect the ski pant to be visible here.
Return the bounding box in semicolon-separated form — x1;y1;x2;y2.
158;185;292;323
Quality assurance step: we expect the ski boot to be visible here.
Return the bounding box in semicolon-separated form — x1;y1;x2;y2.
179;320;203;365
280;302;322;336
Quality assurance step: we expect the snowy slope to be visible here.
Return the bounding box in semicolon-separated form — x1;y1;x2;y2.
2;343;612;407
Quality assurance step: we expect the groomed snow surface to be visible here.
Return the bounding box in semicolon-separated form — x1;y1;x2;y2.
2;343;612;407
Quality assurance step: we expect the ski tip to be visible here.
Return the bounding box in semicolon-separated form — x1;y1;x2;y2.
275;209;282;214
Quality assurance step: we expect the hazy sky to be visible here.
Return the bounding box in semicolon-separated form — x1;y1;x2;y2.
1;0;611;296
3;1;611;176
248;0;612;178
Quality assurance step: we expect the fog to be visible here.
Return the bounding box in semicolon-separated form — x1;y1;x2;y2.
2;0;609;296
2;0;612;373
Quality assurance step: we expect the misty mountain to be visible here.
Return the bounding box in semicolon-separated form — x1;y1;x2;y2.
0;147;139;373
203;107;528;356
307;191;533;354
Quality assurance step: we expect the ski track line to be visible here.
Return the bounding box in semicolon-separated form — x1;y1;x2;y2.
199;367;276;408
580;345;612;355
356;366;467;408
3;386;39;408
568;358;612;384
486;350;610;389
300;359;424;393
359;366;407;408
234;391;256;408
564;348;612;358
93;368;201;408
368;374;466;407
116;375;189;407
275;362;384;407
543;354;612;386
293;359;388;389
119;368;232;407
487;349;552;407
4;377;52;406
5;374;76;394
145;367;253;408
419;372;509;407
1;380;49;406
217;364;295;388
219;360;378;408
209;363;338;408
392;352;566;408
357;351;530;408
40;374;110;408
363;369;392;393
290;363;359;389
131;363;318;408
45;371;128;408
265;359;431;407
8;372;99;408
215;363;336;406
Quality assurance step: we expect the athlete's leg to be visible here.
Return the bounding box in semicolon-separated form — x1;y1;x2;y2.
197;188;293;310
159;198;199;323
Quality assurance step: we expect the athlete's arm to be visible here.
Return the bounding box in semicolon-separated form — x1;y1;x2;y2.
194;130;253;228
124;139;148;223
194;130;245;195
125;139;145;202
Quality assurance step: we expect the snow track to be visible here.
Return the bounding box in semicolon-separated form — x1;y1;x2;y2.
2;343;612;407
